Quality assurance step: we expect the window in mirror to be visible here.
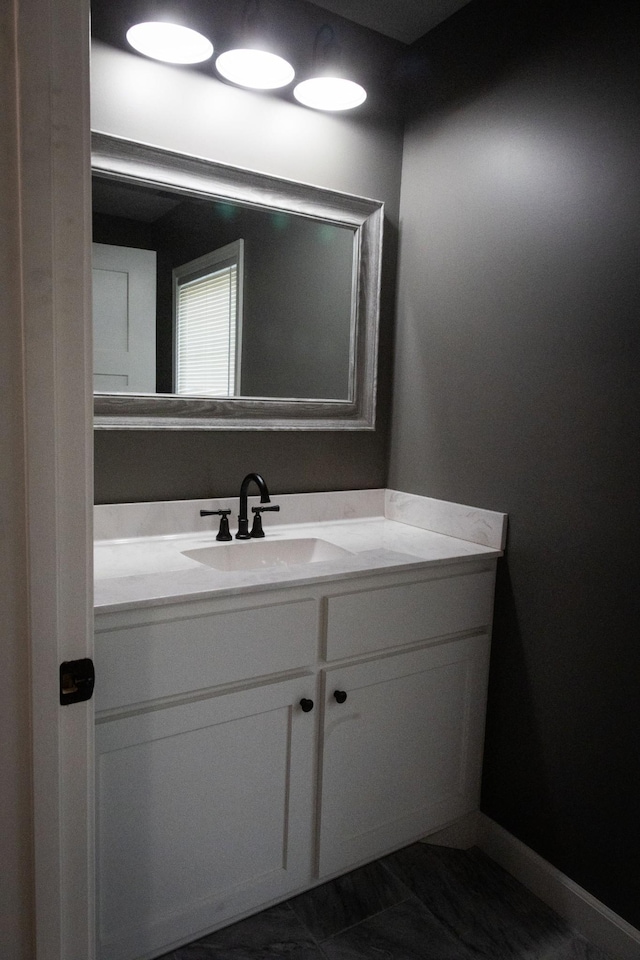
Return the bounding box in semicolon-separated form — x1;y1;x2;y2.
173;240;244;397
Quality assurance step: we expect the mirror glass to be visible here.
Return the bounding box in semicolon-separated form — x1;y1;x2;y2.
92;175;356;401
92;134;383;430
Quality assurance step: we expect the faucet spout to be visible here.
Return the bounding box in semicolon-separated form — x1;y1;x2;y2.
236;473;271;540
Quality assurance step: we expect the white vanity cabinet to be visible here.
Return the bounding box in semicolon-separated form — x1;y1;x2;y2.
94;560;497;960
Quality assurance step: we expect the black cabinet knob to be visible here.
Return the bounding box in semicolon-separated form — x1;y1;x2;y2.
299;698;314;713
334;690;347;704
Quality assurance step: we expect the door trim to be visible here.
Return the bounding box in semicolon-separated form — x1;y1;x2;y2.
17;0;94;955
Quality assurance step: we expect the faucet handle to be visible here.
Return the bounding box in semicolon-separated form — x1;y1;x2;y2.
200;508;233;541
250;504;280;539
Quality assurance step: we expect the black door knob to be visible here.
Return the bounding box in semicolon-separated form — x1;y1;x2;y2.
334;690;347;704
299;698;314;713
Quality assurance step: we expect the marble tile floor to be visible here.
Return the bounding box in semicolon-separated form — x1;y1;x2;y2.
157;842;615;960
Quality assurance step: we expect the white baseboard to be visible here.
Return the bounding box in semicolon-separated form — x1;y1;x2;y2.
473;815;640;960
423;813;640;959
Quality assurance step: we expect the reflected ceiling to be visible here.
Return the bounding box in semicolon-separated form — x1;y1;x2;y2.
311;0;472;44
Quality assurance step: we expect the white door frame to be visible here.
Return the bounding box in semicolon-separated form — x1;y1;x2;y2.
16;0;94;956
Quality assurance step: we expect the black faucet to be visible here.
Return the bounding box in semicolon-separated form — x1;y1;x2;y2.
236;473;277;540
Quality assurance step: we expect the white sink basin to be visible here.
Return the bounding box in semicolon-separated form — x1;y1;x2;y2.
182;537;353;572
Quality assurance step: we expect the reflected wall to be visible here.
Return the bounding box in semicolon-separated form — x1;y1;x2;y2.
93;181;354;399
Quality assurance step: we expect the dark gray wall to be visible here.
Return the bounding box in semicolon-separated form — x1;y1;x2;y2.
390;0;640;927
91;3;404;502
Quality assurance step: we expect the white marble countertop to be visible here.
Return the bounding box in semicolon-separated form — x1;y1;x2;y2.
94;489;507;613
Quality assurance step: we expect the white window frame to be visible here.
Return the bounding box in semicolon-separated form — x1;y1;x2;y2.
172;239;244;396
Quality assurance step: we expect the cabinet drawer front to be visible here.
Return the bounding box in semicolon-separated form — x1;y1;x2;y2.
95;599;318;712
325;570;495;660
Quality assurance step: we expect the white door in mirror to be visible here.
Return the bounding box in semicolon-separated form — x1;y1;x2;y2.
92;242;156;392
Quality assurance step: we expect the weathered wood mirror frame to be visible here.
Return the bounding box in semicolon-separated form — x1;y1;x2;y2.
92;133;384;430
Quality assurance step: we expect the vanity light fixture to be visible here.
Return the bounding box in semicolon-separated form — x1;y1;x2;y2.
215;0;295;90
293;25;366;112
293;76;366;111
126;21;214;64
215;48;295;90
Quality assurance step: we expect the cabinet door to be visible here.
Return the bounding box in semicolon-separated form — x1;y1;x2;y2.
96;676;316;960
318;635;490;878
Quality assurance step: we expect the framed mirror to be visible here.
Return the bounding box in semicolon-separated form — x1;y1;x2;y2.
92;132;383;430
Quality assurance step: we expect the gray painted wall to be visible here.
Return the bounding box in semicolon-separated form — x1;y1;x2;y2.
91;36;403;502
389;0;640;927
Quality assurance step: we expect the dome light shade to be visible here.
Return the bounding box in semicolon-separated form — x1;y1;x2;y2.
216;48;295;89
126;22;213;64
293;76;366;111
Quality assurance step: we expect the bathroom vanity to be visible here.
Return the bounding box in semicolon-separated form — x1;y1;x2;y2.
94;489;506;960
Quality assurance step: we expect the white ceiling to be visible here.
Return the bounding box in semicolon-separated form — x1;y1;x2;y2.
310;0;472;44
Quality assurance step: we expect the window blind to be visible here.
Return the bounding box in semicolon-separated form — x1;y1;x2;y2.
175;264;237;396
